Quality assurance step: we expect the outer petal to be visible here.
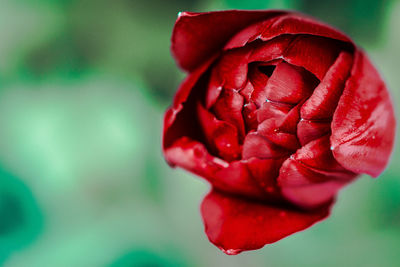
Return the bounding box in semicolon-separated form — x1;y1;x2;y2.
278;136;357;208
164;137;266;199
163;57;215;149
197;103;242;161
225;13;353;50
201;189;331;254
331;50;396;177
301;51;353;120
172;10;287;71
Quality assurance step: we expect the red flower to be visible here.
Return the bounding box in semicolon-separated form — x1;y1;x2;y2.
162;10;396;254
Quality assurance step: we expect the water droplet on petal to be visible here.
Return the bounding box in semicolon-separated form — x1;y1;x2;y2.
212;158;229;168
222;249;242;255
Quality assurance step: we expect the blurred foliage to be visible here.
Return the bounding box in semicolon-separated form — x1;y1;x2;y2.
0;168;42;265
0;0;399;266
109;248;187;267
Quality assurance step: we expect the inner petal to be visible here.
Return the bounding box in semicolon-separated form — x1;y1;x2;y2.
213;89;246;140
197;102;242;161
263;61;319;105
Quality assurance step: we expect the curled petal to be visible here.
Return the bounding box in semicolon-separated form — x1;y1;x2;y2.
172;10;286;71
245;157;286;198
249;35;294;63
201;189;331;254
165;137;265;198
297;119;331;146
278;159;353;209
257;119;300;150
257;101;292;123
264;62;318;104
283;35;349;80
301;51;354;120
278;136;357;208
242;101;258;132
292;135;355;173
163;58;215;149
225;13;353;50
243;132;289;159
197;103;241;161
213;89;246;139
331;51;396;177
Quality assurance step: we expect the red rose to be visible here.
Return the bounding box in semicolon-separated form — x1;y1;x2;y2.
162;10;396;254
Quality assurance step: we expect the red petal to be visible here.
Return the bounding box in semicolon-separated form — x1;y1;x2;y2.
278;158;354;209
263;62;318;104
245;157;286;199
164;137;265;198
257;119;300;150
297;119;331;146
331;51;396;177
278;136;357;208
201;189;331;254
283;35;348;80
225;13;353;51
205;67;223;108
257;101;292;123
301;51;354;120
293;135;355;173
197;103;241;161
249;35;294;63
242;132;289;159
213;89;246;139
163;58;215;149
172;10;287;71
242;101;258;132
248;63;272;107
239;81;254;103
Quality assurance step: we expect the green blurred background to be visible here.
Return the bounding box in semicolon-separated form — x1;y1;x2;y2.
0;0;399;266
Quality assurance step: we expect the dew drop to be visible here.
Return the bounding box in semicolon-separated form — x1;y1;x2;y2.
212;158;229;168
223;249;242;255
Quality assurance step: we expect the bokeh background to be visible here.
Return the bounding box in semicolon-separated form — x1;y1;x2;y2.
0;0;399;266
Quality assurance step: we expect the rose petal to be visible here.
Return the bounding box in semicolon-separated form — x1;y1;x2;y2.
163;58;215;149
278;136;357;208
245;157;286;199
172;10;287;71
197;103;241;161
278;157;355;209
213;89;246;139
201;189;331;254
225;13;353;50
257;119;300;150
293;135;355;174
257;101;292;123
249;35;294;63
283;35;349;80
242;101;258;132
242;132;289;159
331;51;396;177
301;51;354;120
263;62;319;104
247;63;273;107
164;137;265;198
297;119;331;146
